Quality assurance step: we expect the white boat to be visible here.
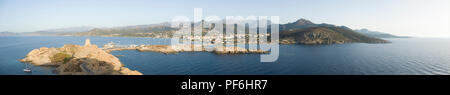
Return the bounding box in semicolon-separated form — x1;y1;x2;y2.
24;68;32;72
24;63;32;72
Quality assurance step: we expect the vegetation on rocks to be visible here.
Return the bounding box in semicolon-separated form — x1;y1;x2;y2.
50;53;73;64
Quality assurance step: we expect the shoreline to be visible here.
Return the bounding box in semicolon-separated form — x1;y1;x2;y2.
19;39;269;75
104;44;269;55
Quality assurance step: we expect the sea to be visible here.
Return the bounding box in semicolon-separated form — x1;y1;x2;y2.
1;36;450;75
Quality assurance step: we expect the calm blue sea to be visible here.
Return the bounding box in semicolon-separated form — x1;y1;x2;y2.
1;36;450;75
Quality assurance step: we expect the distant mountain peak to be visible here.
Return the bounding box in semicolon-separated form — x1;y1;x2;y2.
360;28;369;31
292;18;315;25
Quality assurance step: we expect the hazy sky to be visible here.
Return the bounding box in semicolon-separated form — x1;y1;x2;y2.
1;0;449;37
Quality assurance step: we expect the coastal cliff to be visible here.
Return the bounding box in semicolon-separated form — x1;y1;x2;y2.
20;39;142;75
279;19;389;45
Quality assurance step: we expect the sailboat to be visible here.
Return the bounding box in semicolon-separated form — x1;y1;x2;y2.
24;63;32;72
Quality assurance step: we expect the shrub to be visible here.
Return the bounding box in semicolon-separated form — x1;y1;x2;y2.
51;53;73;64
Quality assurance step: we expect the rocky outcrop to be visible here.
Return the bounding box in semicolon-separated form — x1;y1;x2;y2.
20;39;142;75
280;19;390;45
56;58;141;75
280;27;346;45
136;45;177;54
20;47;61;66
280;26;389;45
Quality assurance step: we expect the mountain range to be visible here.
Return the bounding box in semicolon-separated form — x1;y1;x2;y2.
1;18;402;45
70;23;177;38
354;28;409;38
25;26;95;36
0;27;94;36
0;31;18;36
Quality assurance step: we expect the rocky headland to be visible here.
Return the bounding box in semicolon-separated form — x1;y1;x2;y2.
20;39;142;75
279;19;390;45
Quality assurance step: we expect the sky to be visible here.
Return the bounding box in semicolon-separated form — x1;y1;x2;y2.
0;0;450;37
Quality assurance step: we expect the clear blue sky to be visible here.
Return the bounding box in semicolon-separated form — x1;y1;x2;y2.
1;0;449;37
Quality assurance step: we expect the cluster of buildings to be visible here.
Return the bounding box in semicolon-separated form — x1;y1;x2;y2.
102;42;137;49
180;33;271;45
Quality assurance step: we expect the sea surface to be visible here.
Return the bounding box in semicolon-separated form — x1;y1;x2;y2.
1;36;450;75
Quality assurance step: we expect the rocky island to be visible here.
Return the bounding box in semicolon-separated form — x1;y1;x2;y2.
20;39;142;75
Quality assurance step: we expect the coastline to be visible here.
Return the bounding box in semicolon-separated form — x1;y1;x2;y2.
19;38;269;75
104;44;269;55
